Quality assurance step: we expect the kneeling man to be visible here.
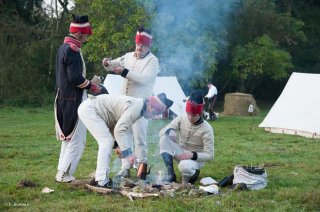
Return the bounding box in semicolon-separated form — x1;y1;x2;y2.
159;90;214;184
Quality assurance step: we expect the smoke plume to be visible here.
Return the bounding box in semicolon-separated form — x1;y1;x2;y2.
139;0;234;87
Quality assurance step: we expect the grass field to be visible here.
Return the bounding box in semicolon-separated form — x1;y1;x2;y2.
0;105;319;211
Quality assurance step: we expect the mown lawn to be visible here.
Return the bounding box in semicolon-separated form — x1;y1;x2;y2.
0;105;319;211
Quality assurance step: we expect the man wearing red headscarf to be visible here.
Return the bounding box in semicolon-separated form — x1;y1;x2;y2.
159;90;214;184
54;15;107;183
102;27;159;178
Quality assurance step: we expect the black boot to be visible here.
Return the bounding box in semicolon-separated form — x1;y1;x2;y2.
188;169;200;184
161;152;176;182
209;111;214;120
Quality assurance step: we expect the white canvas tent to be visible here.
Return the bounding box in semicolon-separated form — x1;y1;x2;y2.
259;72;320;139
103;75;186;116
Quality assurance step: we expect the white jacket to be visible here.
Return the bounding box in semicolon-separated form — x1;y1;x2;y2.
92;94;144;152
159;115;214;162
109;52;160;98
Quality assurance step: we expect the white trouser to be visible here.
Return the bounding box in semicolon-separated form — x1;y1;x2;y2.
57;120;86;175
159;135;204;177
120;117;148;170
78;99;114;182
57;93;87;175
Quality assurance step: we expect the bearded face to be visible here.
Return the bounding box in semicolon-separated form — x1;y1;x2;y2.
135;43;150;58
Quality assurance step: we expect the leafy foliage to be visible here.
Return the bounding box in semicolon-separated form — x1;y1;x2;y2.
73;0;149;63
232;35;293;92
229;0;307;47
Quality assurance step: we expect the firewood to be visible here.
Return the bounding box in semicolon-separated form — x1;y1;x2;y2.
127;192;159;198
84;184;159;201
84;184;113;194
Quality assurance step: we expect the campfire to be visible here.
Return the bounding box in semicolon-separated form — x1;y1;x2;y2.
71;170;217;201
83;177;196;201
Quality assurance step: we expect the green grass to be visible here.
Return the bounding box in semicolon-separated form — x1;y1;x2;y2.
0;106;319;211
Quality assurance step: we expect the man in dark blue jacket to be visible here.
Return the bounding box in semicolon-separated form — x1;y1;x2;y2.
55;15;106;183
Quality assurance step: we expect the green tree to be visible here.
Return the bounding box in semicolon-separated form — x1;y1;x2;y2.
72;0;149;76
232;35;293;92
277;0;320;74
0;0;56;105
216;0;307;99
229;0;306;47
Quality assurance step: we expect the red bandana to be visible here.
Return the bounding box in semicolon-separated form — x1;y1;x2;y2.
69;22;92;35
135;31;152;47
186;100;204;115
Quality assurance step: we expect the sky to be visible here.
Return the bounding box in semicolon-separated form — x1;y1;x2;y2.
42;0;75;16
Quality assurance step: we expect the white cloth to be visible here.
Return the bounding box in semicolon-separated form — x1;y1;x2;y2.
205;85;217;98
199;185;219;194
200;177;218;185
57;92;87;175
233;166;268;190
178;160;202;177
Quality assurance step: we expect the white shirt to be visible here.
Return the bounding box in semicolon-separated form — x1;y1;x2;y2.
205;85;217;98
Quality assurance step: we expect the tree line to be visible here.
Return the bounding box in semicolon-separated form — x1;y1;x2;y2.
0;0;319;106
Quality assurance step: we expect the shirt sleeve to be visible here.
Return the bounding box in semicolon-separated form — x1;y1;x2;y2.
109;55;125;68
159;116;182;137
114;101;143;155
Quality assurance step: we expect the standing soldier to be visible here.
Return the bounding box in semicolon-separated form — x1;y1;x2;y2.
102;27;159;178
55;15;106;182
205;82;218;120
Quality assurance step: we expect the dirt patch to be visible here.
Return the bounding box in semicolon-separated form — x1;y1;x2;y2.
17;180;37;188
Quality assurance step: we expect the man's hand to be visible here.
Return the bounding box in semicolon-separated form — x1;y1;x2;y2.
168;130;177;142
112;66;124;75
91;75;101;85
126;154;137;167
114;146;121;157
177;152;193;160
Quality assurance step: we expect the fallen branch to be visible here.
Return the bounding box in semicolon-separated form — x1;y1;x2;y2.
84;184;159;201
85;184;113;194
